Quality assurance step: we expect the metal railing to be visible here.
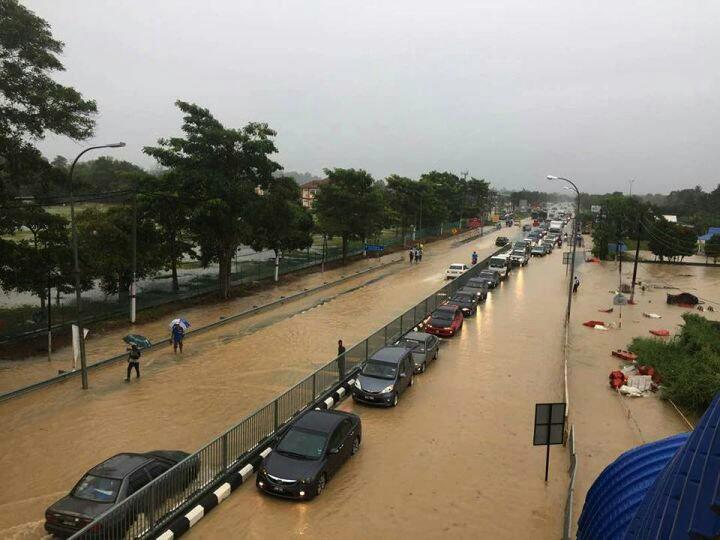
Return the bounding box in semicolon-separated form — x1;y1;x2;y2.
563;424;577;540
70;243;509;540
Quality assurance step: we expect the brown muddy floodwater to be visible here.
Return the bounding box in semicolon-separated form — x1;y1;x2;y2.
0;225;571;539
568;257;720;528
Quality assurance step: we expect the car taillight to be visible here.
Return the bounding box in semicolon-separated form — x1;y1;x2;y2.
45;511;61;523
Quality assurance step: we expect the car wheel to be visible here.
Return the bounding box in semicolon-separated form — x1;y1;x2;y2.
420;362;427;373
409;373;414;386
391;393;399;407
316;473;327;497
434;350;438;360
351;436;361;455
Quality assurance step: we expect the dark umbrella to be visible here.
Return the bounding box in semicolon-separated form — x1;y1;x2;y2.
123;334;152;349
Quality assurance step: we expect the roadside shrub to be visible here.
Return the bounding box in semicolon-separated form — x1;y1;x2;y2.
628;314;720;414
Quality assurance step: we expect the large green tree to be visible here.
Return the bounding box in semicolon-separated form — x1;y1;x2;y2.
138;171;195;292
144;101;281;298
76;206;164;295
705;234;720;263
314;168;385;262
0;0;96;200
247;176;313;281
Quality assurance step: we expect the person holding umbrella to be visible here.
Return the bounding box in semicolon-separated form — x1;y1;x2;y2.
169;318;190;354
125;344;141;381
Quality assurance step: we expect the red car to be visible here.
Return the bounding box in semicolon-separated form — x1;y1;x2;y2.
422;305;464;337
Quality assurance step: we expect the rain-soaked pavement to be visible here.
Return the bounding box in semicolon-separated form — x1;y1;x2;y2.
3;224;572;539
568;256;720;527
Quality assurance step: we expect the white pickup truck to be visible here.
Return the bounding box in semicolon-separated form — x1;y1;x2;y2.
445;263;468;279
509;249;530;266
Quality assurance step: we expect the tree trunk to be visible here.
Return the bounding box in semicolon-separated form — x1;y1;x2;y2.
218;249;233;299
341;234;348;264
170;236;179;292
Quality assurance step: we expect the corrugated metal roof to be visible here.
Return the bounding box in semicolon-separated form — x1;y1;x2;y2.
578;433;689;540
698;227;720;242
625;393;720;539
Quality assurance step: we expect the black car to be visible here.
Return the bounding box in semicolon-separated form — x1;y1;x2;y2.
513;240;530;254
45;451;192;538
522;224;531;232
257;409;361;500
495;236;510;246
353;346;415;407
449;290;478;316
477;269;501;289
460;277;489;302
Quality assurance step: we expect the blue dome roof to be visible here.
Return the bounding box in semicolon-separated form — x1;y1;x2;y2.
578;432;689;540
625;394;720;539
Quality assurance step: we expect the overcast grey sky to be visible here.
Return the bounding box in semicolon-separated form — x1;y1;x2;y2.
23;0;720;194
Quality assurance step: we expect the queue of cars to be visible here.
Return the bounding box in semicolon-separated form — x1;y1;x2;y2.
46;222;564;532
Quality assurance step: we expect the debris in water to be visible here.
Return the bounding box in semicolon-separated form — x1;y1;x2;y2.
643;312;662;319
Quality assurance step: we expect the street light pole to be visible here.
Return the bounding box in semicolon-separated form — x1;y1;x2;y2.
547;175;580;325
69;143;126;389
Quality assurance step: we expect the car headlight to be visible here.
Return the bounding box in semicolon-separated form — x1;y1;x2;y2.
381;385;394;393
354;379;361;390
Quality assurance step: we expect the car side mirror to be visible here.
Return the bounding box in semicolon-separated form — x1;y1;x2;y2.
328;447;340;455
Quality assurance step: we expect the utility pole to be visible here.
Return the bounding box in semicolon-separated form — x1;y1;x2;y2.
130;191;137;323
47;277;52;361
630;217;642;303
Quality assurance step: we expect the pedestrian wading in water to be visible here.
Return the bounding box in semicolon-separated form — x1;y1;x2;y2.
126;344;141;381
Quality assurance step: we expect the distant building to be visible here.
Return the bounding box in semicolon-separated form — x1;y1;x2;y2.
698;226;720;254
300;179;328;208
662;214;678;223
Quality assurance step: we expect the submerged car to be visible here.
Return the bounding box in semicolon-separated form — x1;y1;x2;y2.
45;451;192;538
509;249;529;266
395;331;439;373
461;277;489;302
352;346;415;406
445;263;469;279
531;245;546;257
522;224;531;232
422;305;464;337
495;236;510;246
477;269;501;288
256;409;361;500
448;290;478;317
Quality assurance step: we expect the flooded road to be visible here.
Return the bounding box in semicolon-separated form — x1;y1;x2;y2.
188;237;571;539
0;226;549;539
0;255;401;392
568;255;720;528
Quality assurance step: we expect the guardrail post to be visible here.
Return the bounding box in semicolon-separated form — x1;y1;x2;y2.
149;482;156;530
274;400;279;429
222;432;228;471
312;373;317;398
383;325;387;345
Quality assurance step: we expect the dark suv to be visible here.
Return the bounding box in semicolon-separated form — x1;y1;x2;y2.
353;346;415;407
45;451;192;538
495;236;510;246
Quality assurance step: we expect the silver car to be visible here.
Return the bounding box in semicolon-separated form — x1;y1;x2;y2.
395;331;440;373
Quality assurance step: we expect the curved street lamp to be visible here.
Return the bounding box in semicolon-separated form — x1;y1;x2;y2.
547;175;581;324
69;143;126;389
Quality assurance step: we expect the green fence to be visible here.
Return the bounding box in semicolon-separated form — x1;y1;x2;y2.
0;221;468;343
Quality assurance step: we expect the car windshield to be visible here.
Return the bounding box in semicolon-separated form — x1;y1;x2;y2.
430;313;453;327
72;475;121;503
399;338;425;352
452;294;473;303
480;271;496;279
362;359;398;380
449;264;464;270
489;258;505;266
512;251;525;256
276;428;327;460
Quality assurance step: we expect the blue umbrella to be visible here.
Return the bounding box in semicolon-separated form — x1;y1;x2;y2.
169;318;190;330
123;334;152;349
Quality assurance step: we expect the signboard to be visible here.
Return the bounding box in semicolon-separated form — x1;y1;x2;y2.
364;244;384;252
491;214;500;223
533;402;566;481
591;205;601;214
533;403;566;446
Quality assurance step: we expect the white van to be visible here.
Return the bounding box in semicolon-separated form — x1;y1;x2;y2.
487;254;511;279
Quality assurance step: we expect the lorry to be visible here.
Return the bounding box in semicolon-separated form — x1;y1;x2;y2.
549;220;564;234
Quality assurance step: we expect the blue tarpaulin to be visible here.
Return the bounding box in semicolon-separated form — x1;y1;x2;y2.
608;242;629;254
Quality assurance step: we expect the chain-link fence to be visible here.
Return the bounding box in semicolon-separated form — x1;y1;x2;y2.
69;241;507;540
1;220;468;343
